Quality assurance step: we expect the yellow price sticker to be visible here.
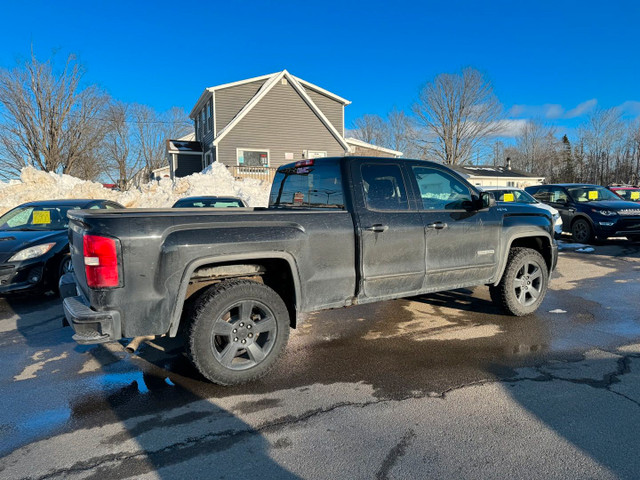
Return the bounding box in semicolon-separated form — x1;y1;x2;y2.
588;190;598;200
502;193;515;202
32;211;51;224
631;191;640;200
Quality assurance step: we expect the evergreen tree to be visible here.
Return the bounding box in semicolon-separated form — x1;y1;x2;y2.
560;134;575;182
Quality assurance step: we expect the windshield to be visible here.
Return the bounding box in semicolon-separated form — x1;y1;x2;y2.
174;198;245;208
612;188;640;202
0;205;82;231
488;189;537;204
568;186;621;202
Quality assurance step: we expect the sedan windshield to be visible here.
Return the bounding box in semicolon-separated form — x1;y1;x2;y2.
488;189;537;204
173;198;245;208
0;205;82;231
568;186;621;202
612;188;640;202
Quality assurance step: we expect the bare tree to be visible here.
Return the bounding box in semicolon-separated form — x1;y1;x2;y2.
578;108;625;185
413;67;504;165
132;105;191;177
0;51;109;180
510;120;560;177
351;114;387;145
102;102;140;188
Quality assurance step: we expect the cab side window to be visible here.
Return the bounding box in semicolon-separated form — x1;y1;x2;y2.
531;187;551;203
549;187;568;204
361;164;409;211
411;166;472;210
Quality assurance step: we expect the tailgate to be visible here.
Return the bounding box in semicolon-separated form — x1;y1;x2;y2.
68;217;89;298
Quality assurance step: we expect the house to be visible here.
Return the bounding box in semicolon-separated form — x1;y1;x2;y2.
165;70;401;180
450;160;544;189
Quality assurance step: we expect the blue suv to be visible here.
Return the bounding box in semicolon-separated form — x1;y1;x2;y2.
525;183;640;243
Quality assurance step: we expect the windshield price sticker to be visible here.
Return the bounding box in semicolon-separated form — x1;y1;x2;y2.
32;211;51;224
588;190;598;200
631;191;640;200
502;193;515;202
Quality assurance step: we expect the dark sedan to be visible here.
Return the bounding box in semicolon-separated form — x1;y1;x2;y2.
172;196;247;208
525;183;640;243
0;199;123;295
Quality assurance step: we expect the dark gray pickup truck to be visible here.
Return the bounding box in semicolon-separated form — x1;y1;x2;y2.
62;156;558;385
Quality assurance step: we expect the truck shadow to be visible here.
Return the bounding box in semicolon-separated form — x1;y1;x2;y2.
66;344;300;479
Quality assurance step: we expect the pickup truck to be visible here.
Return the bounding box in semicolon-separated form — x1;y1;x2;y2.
61;156;558;385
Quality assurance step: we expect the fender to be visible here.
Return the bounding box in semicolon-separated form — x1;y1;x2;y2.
491;229;554;286
168;251;302;336
570;213;594;229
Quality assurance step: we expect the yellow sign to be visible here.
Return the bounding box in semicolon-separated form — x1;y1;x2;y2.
502;193;515;202
588;190;598;200
32;211;51;224
631;191;640;200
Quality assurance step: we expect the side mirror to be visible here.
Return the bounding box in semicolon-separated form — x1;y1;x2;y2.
480;192;496;209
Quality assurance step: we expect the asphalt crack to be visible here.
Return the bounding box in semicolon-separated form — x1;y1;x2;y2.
17;352;640;480
376;429;416;480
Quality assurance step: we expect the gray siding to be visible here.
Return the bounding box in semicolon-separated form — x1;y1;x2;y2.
194;93;215;150
304;88;344;135
217;81;346;168
215;80;267;134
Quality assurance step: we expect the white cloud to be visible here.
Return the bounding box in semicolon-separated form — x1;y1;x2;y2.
564;99;597;118
617;100;640;117
488;119;529;138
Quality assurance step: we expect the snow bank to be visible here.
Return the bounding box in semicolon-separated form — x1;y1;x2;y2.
0;163;271;216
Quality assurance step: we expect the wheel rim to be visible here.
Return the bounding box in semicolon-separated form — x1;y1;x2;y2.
513;261;543;307
573;221;589;242
209;300;277;371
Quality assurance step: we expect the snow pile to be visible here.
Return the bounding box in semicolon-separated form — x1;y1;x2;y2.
0;163;271;215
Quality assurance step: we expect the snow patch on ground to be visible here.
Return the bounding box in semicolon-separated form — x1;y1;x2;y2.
0;164;271;215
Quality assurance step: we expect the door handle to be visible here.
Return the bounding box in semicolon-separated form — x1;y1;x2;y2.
426;222;447;230
365;224;388;233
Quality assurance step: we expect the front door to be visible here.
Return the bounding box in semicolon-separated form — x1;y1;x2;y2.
406;163;501;289
353;161;426;299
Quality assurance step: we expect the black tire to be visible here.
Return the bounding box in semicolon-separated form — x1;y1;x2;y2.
571;218;593;244
53;254;73;295
489;247;549;316
187;279;290;385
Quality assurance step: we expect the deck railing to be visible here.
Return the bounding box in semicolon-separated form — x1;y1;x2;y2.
229;166;278;183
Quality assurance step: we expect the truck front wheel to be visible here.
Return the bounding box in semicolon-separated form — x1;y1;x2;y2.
489;247;549;316
188;279;290;385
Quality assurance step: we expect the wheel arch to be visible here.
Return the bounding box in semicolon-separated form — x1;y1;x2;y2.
168;252;301;337
492;233;554;286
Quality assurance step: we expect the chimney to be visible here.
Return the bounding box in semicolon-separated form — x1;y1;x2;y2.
506;157;512;171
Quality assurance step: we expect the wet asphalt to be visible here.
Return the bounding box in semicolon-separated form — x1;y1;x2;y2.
1;238;640;479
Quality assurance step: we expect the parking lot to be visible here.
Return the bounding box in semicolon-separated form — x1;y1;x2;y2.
1;239;640;479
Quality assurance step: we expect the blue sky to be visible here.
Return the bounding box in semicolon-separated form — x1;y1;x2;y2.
1;0;639;138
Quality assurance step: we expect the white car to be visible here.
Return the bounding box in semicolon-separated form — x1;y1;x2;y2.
479;186;563;237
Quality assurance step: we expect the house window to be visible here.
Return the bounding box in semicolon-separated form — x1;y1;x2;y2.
207;100;213;132
237;148;269;167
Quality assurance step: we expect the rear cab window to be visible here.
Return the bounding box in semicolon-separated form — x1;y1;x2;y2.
269;159;345;209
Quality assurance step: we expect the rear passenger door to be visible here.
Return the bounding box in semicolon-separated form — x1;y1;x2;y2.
406;163;501;289
351;160;426;299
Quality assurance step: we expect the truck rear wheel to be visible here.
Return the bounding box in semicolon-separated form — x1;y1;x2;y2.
188;279;290;385
489;247;549;316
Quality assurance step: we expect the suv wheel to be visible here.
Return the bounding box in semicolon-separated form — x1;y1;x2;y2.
187;279;290;385
490;247;549;316
571;218;593;243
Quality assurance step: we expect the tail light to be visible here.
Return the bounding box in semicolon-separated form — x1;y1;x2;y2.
83;235;121;288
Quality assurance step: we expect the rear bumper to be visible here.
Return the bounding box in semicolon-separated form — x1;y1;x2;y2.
60;274;121;344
